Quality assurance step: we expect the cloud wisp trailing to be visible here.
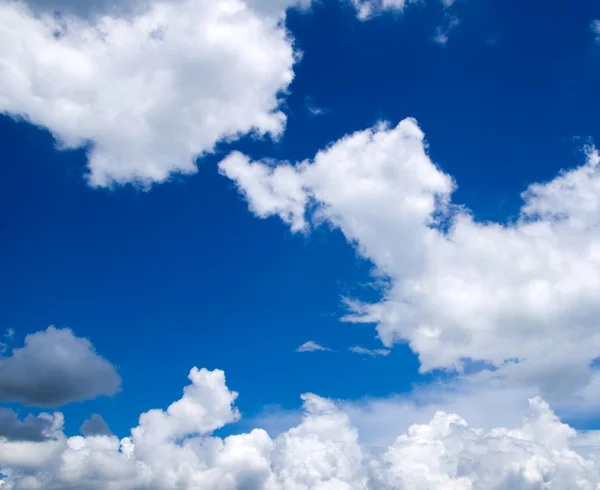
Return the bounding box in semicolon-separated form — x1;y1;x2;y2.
349;345;391;357
295;340;334;352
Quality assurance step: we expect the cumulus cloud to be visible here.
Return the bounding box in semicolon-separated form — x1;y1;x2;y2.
220;118;600;406
296;340;334;352
0;409;63;443
349;345;390;357
0;0;305;187
2;367;600;489
80;414;112;438
0;326;121;407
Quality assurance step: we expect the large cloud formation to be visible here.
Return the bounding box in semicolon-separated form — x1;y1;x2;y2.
0;326;121;406
220;118;600;407
1;367;600;489
0;0;304;186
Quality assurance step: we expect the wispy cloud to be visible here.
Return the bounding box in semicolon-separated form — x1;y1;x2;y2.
349;346;391;357
592;20;600;42
433;14;460;45
296;341;334;353
305;97;330;117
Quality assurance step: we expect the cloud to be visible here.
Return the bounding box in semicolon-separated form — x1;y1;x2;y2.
80;414;112;437
2;367;600;489
350;0;463;44
21;0;312;18
219;118;600;408
0;409;63;443
305;96;330;117
593;20;600;42
295;340;333;352
349;345;390;357
0;0;307;187
349;0;413;20
0;326;121;407
433;14;460;45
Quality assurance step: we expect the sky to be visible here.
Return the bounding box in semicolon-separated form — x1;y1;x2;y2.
1;0;600;488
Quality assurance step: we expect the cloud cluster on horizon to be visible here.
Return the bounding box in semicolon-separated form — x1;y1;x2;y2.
3;366;600;489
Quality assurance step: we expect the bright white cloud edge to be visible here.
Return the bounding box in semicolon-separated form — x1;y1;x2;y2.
0;0;309;187
296;340;333;352
3;366;600;489
219;117;600;412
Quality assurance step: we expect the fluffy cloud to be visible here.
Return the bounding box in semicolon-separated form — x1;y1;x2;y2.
220;118;600;406
0;0;303;187
2;367;600;489
0;326;121;407
593;20;600;42
296;341;333;352
0;409;63;443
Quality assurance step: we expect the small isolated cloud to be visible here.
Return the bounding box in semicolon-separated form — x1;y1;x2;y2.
0;326;121;407
349;345;391;357
593;20;600;42
0;409;63;442
296;341;333;352
305;96;329;117
350;0;413;20
80;414;113;437
5;329;14;339
433;14;460;45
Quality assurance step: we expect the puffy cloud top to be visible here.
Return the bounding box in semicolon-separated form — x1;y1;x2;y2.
0;0;300;186
220;119;600;405
2;367;600;489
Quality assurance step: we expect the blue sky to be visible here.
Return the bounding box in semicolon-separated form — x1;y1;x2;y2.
1;0;600;488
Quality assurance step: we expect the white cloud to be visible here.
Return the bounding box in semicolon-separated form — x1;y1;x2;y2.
296;340;333;352
219;118;600;408
349;345;390;357
0;0;305;187
2;367;600;489
349;0;413;20
351;0;463;44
